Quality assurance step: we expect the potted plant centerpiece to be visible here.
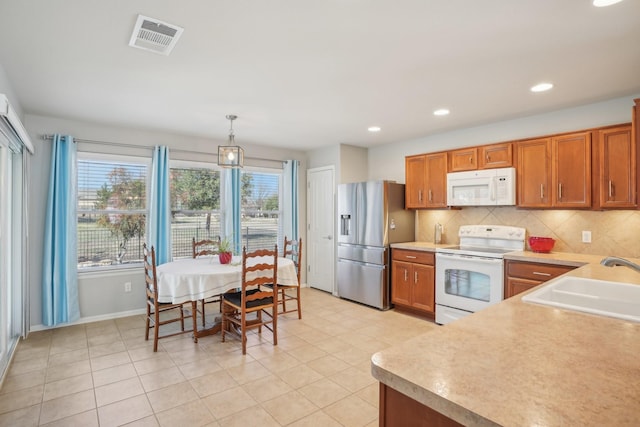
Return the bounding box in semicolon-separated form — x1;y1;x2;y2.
218;237;233;264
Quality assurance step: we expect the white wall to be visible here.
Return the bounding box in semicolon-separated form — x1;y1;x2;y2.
368;94;640;183
25;114;306;329
0;64;23;118
339;144;368;184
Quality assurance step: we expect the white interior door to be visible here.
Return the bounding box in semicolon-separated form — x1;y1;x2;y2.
306;166;335;294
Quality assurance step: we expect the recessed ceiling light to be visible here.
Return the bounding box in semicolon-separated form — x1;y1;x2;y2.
530;82;553;93
593;0;624;7
368;126;381;132
433;109;450;116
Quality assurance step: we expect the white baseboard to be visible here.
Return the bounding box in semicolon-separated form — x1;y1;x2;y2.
30;308;146;332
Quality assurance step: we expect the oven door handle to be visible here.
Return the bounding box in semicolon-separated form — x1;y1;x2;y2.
436;253;503;263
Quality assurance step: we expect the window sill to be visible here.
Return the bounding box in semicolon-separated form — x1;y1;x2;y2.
78;264;142;279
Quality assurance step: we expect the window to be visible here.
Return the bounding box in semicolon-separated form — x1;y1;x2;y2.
77;153;148;269
169;163;221;259
239;170;281;252
77;153;284;269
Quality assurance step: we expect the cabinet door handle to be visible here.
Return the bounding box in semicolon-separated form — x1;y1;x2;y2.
418;190;422;202
608;180;613;199
486;153;490;162
404;270;408;281
428;189;433;202
469;156;473;164
540;184;544;200
558;183;563;200
405;255;417;259
414;271;418;283
532;271;552;277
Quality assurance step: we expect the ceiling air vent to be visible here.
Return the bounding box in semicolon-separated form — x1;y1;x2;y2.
128;15;184;56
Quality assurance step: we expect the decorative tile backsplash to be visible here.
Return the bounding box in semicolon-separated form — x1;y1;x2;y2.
416;207;640;258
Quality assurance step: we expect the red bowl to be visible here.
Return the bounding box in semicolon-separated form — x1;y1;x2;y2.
528;237;555;253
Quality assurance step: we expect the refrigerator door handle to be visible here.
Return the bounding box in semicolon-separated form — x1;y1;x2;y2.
337;243;384;250
338;258;385;269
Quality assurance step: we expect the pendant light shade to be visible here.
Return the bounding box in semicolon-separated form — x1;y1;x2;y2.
218;114;244;168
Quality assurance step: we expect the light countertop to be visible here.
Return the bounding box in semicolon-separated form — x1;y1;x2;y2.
390;241;449;251
373;250;640;426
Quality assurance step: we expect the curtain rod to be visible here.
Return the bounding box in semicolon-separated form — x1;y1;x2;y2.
41;134;286;165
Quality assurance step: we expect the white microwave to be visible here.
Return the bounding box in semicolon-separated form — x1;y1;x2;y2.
447;167;516;206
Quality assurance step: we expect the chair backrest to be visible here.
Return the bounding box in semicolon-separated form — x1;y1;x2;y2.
192;236;221;258
283;236;302;284
241;245;278;305
143;243;159;308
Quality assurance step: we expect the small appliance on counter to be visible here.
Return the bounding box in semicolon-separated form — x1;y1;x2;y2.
434;223;443;244
337;181;415;310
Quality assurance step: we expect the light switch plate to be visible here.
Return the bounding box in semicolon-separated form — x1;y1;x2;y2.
582;230;592;243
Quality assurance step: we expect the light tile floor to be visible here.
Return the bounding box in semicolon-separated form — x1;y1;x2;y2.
0;288;438;426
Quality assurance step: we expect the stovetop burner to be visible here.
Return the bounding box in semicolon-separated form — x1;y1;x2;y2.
436;225;526;258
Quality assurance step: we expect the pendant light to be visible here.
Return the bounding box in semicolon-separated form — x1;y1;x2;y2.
218;114;244;168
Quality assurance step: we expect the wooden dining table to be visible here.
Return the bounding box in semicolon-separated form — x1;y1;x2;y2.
155;255;299;338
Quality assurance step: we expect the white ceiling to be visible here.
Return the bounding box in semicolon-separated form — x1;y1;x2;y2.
1;0;639;151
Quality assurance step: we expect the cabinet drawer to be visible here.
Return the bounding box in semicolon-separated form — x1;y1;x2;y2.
506;261;574;281
392;249;434;265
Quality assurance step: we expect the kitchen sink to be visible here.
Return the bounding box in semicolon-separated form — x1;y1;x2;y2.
522;276;640;323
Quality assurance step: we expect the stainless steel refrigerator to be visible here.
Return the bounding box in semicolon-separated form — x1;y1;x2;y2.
337;181;415;309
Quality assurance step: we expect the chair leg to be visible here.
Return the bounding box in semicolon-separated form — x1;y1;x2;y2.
272;304;278;346
153;309;160;352
280;287;287;313
191;301;198;344
145;304;151;341
296;286;302;319
241;306;247;355
221;305;227;343
180;304;185;331
201;299;206;327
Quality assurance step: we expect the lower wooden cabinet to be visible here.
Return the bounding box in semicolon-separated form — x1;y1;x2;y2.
504;260;576;298
379;383;463;427
391;249;435;316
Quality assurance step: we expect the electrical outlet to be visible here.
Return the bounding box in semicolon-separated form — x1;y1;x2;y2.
582;231;592;243
124;282;132;292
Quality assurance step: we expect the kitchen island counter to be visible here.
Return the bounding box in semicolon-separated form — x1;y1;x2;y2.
372;263;640;426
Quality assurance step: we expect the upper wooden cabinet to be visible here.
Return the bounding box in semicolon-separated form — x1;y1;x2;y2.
517;132;592;208
449;147;477;172
553;131;592;208
595;124;635;209
405;155;427;208
479;143;513;169
449;143;513;172
405;152;447;209
517;138;552;207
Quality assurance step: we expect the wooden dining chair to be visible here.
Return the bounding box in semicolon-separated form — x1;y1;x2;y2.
266;236;302;319
143;243;198;352
192;236;222;326
192;236;221;258
221;245;278;355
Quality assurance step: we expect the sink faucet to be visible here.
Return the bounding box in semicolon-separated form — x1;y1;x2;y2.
600;256;640;273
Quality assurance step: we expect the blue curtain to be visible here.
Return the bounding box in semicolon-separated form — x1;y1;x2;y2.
42;135;79;326
282;160;299;241
222;168;242;254
147;146;172;264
